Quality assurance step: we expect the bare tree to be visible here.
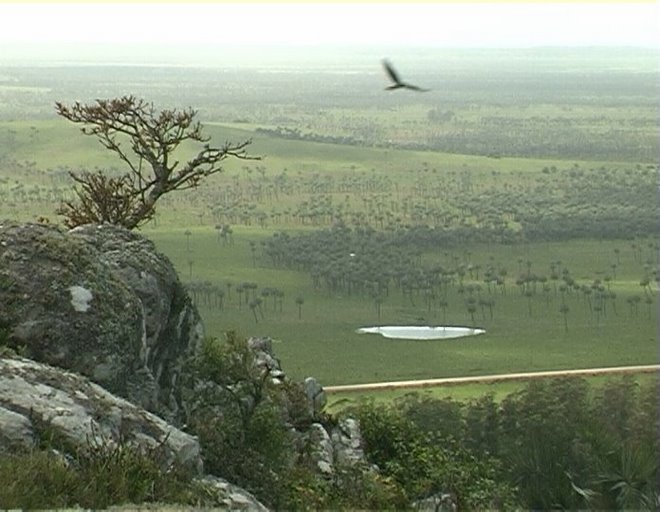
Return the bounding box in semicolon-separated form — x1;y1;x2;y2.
55;95;257;229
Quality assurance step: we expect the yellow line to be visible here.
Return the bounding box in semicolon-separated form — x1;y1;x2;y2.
325;364;660;393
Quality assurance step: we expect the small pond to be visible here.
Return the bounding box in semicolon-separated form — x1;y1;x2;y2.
356;325;485;340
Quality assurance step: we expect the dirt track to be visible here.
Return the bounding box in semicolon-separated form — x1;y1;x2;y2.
324;364;660;393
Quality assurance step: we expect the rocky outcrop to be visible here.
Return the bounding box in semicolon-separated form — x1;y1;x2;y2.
303;376;327;418
0;222;373;509
192;475;270;511
0;356;270;509
301;418;368;476
247;336;285;382
240;337;369;478
330;418;366;466
0;221;203;417
413;493;458;512
0;356;202;473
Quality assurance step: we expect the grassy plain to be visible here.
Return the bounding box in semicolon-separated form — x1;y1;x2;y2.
145;226;656;385
324;372;660;413
0;50;657;394
0;118;656;389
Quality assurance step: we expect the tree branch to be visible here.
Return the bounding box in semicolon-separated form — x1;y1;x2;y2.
55;95;260;229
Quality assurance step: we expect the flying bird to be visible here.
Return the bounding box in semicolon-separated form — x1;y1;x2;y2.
382;59;429;92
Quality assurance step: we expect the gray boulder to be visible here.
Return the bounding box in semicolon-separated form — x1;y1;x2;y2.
191;475;270;511
305;422;335;475
413;493;458;512
330;418;366;467
303;376;327;418
299;418;369;477
0;221;203;416
0;356;203;474
247;336;285;382
0;355;272;510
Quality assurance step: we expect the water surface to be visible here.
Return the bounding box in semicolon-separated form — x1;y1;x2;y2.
357;325;485;340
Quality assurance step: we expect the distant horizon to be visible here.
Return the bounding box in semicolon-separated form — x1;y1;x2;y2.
2;42;658;69
0;2;657;68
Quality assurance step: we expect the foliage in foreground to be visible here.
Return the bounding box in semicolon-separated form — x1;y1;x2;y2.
351;376;659;510
182;332;405;510
2;331;657;510
0;433;197;509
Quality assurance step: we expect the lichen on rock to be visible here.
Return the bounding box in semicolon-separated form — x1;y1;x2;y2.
0;356;203;474
0;221;203;417
68;285;93;312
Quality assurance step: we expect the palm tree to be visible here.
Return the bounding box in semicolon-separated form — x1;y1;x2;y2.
214;287;225;310
374;294;384;323
235;284;244;310
249;240;257;267
295;295;304;319
249;299;259;323
525;289;534;317
639;277;652;295
183;229;193;251
274;289;285;313
437;298;449;324
465;297;477;326
593;443;659;510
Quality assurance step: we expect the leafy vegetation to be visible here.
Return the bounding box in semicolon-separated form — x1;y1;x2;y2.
181;332;406;510
0;423;198;508
0;47;657;508
1;319;657;509
55;95;256;229
349;376;658;510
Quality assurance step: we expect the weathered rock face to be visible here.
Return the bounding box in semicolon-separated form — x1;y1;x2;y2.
191;475;270;511
245;336;368;478
301;419;368;476
0;222;372;508
0;356;203;474
0;221;203;416
0;356;271;510
303;376;327;418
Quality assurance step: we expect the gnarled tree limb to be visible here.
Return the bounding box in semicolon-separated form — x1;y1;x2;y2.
55;95;259;229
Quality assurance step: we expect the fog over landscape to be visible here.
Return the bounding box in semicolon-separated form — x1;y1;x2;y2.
0;2;659;510
1;2;658;66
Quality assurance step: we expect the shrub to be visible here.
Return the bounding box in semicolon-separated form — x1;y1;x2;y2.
0;433;197;508
183;333;297;508
184;332;407;510
352;400;518;510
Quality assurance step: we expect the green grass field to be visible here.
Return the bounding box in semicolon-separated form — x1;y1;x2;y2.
324;372;660;413
1;119;656;389
143;226;656;386
1;56;657;396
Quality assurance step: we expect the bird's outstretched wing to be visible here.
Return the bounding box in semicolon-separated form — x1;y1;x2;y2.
381;59;429;92
403;83;430;92
382;59;403;86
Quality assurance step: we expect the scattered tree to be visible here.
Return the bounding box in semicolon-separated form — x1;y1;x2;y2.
560;304;570;332
55;95;257;229
295;295;304;319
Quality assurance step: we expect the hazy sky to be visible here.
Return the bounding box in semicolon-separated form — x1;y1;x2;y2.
1;2;658;48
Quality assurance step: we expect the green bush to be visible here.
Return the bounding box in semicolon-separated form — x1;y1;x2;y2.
353;400;518;510
183;332;295;507
350;377;658;511
184;332;407;510
0;439;197;508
